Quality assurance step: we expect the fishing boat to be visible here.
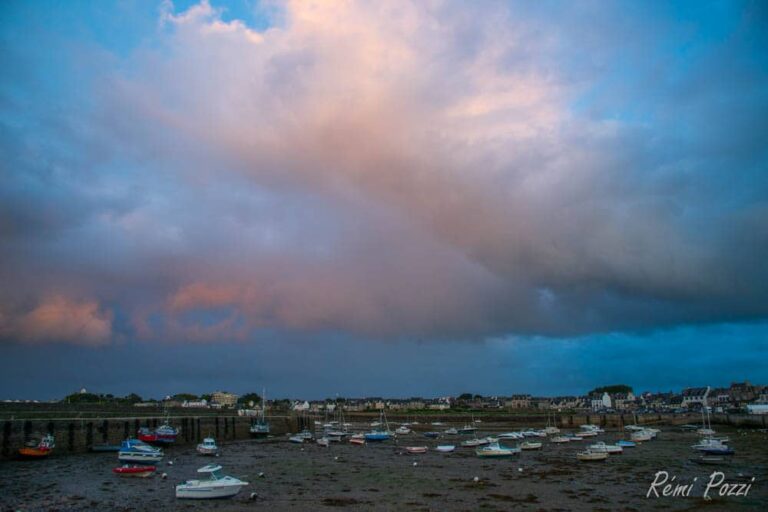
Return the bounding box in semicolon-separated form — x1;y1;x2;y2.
395;426;412;435
154;420;180;444
18;434;55;458
550;436;571;444
617;440;636;448
436;445;455;453
349;434;366;446
118;439;164;464
461;437;491;448
113;464;156;478
444;427;458;435
196;437;219;456
458;421;477;435
405;446;428;454
520;441;543;450
137;427;158;444
476;442;520;458
316;437;330;447
176;464;248;499
423;431;441;439
577;450;608;462
589;442;623;454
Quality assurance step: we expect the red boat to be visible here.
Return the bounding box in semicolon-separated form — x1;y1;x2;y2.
19;434;55;458
137;427;158;444
113;464;156;478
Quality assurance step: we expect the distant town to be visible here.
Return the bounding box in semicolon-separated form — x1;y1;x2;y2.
5;381;768;415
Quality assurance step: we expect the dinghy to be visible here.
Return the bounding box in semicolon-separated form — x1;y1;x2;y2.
589;442;622;454
113;464;156;478
521;441;542;450
349;434;366;446
436;445;455;453
550;436;570;444
405;446;428;454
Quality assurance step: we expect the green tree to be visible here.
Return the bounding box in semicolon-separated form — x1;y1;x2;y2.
172;393;199;401
238;393;262;406
589;384;633;395
457;393;473;401
64;392;101;403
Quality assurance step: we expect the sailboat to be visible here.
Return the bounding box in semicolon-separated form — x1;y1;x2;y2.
544;412;560;435
364;410;391;442
250;389;270;438
697;387;716;436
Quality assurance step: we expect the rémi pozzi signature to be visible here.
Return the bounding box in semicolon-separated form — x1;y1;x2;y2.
647;471;755;499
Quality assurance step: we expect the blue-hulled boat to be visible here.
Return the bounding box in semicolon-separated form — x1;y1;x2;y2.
617;440;636;448
423;431;440;439
118;438;164;464
364;430;391;442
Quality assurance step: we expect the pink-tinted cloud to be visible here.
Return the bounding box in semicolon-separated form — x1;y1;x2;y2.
4;296;113;346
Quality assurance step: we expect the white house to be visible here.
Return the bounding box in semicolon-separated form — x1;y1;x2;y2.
591;392;611;410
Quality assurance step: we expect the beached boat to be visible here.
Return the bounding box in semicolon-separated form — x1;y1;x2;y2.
699;444;735;455
349;434;366;446
196;437;219;456
589;442;623;454
550;436;571;444
423;431;441;439
461;437;491;447
630;430;652;442
154;421;180;444
431;421;444;426
395;426;412;435
617;440;636;448
176;464;248;499
476;442;520;458
250;420;270;438
18;434;55;458
364;411;391;442
316;437;330;447
577;450;608;461
289;435;305;444
436;445;455;453
458;424;477;435
113;464;156;478
405;446;428;454
118;439;163;464
574;431;598;438
444;427;458;435
521;441;543;450
137;427;158;444
498;432;523;440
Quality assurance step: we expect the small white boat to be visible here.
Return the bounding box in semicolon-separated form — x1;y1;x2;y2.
697;428;716;436
520;441;542;450
436;445;455;453
630;430;652;442
498;432;523;440
405;446;428;454
431;421;444;426
444;428;458;435
289;435;305;444
476;442;520;458
196;437;219;456
577;450;608;462
176;464;248;499
370;421;382;427
316;437;330;447
589;442;623;454
574;431;597;437
550;436;571;444
461;437;490;447
544;426;560;435
349;434;366;446
395;426;412;435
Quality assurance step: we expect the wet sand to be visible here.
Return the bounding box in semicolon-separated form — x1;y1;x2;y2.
2;426;766;511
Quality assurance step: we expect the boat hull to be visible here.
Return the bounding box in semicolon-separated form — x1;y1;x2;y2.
113;465;156;477
18;448;52;458
176;484;246;499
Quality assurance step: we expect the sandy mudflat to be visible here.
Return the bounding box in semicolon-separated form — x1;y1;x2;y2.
1;426;766;511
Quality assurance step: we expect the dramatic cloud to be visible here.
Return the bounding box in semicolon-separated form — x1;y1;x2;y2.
1;0;767;345
0;296;112;346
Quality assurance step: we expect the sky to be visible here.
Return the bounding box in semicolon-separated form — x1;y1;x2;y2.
1;0;767;400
